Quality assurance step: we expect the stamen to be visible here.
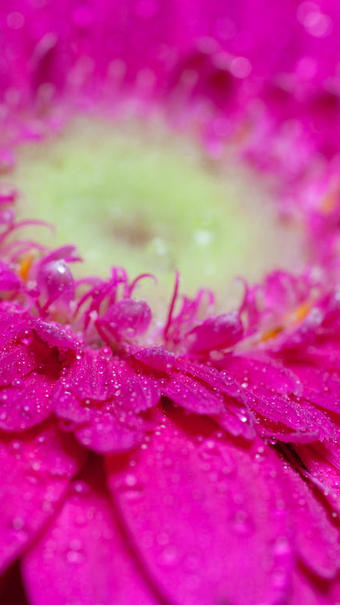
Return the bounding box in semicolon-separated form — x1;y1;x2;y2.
18;252;35;282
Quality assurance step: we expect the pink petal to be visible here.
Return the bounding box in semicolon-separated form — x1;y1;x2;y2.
42;246;80;264
291;568;340;605
75;411;145;454
0;373;53;431
220;355;301;396
54;385;148;454
187;312;243;353
134;373;161;411
0;343;37;386
56;350;117;402
37;258;75;304
0;422;83;573
298;343;340;372
0;307;33;347
282;462;340;579
107;411;293;605
59;350;155;411
216;405;256;439
53;388;92;425
222;356;336;439
0;261;21;292
22;466;158;605
295;443;340;516
272;307;323;352
102;298;152;338
178;359;241;399
162;373;225;414
53;351;158;454
291;365;340;414
246;388;335;439
133;347;176;373
33;319;79;350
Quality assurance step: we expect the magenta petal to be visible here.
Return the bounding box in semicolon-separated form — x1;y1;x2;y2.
22;468;157;605
59;350;154;411
75;411;145;454
42;246;80;264
0;373;53;431
133;347;176;373
295;443;340;516
102;298;152;338
37;258;75;305
107;413;293;605
110;365;159;413
53;389;92;425
0;307;33;347
133;373;161;412
291;365;340;414
248;388;335;439
187;312;243;353
291;568;340;605
0;261;21;292
223;356;336;438
299;343;340;372
0;343;37;386
178;359;241;399
216;406;256;440
59;350;115;402
54;384;148;453
163;373;225;414
221;355;301;396
282;463;340;579
0;422;83;573
33;319;79;350
53;351;157;454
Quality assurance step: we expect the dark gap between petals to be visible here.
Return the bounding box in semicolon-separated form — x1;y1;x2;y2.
276;443;340;530
0;561;29;605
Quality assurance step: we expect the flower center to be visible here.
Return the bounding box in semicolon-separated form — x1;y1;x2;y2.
9;117;304;308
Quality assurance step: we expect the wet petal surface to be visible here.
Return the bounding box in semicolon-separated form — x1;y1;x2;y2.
107;412;293;605
22;463;158;605
0;422;83;573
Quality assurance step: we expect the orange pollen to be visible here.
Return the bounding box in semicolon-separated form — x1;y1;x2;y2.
320;189;339;214
259;325;283;343
230;120;252;145
18;253;34;282
293;301;311;322
259;300;312;344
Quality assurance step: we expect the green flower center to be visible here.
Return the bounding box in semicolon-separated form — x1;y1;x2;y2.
9;117;305;308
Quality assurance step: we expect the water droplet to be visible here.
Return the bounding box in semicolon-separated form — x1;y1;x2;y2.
193;230;213;246
231;510;252;535
72;480;89;495
7;11;25;30
273;536;291;556
271;568;287;589
159;544;179;567
230;56;252;78
11;440;22;451
11;516;25;531
66;544;84;564
125;473;137;487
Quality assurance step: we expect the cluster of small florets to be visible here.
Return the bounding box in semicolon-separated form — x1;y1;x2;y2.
0;193;339;471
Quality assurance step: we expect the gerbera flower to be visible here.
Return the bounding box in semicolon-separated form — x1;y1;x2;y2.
0;1;339;604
